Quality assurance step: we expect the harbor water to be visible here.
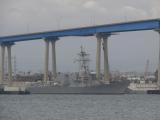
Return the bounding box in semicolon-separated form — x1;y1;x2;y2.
0;94;160;120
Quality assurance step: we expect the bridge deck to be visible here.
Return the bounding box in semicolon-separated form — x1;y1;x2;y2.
0;19;160;43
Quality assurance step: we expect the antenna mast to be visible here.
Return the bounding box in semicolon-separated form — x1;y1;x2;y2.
144;59;149;81
76;46;90;87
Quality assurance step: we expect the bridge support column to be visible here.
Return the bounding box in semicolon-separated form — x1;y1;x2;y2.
44;38;58;82
44;39;49;82
0;43;14;84
156;30;160;87
96;34;102;81
96;33;111;83
51;39;58;81
7;45;12;82
102;34;110;84
0;45;5;84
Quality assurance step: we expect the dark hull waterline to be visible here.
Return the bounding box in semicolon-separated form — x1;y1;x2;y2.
27;80;130;94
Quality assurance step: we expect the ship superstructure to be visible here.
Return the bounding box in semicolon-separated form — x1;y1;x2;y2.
75;46;91;87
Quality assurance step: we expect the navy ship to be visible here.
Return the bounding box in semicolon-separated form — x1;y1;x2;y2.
27;46;130;94
27;80;129;94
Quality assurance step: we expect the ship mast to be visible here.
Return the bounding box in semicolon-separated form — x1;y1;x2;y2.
76;46;90;87
144;59;149;81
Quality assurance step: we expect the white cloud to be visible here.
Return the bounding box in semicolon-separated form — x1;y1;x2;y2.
123;6;149;20
150;0;160;18
83;1;97;9
83;0;107;13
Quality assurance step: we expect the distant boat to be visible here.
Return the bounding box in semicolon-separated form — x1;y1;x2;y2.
128;82;159;94
0;85;30;94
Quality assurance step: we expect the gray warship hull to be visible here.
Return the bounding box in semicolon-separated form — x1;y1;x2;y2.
27;80;130;94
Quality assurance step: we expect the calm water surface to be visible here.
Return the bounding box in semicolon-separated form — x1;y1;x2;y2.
0;94;160;120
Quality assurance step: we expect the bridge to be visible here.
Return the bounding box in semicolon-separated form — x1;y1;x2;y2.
0;19;160;85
